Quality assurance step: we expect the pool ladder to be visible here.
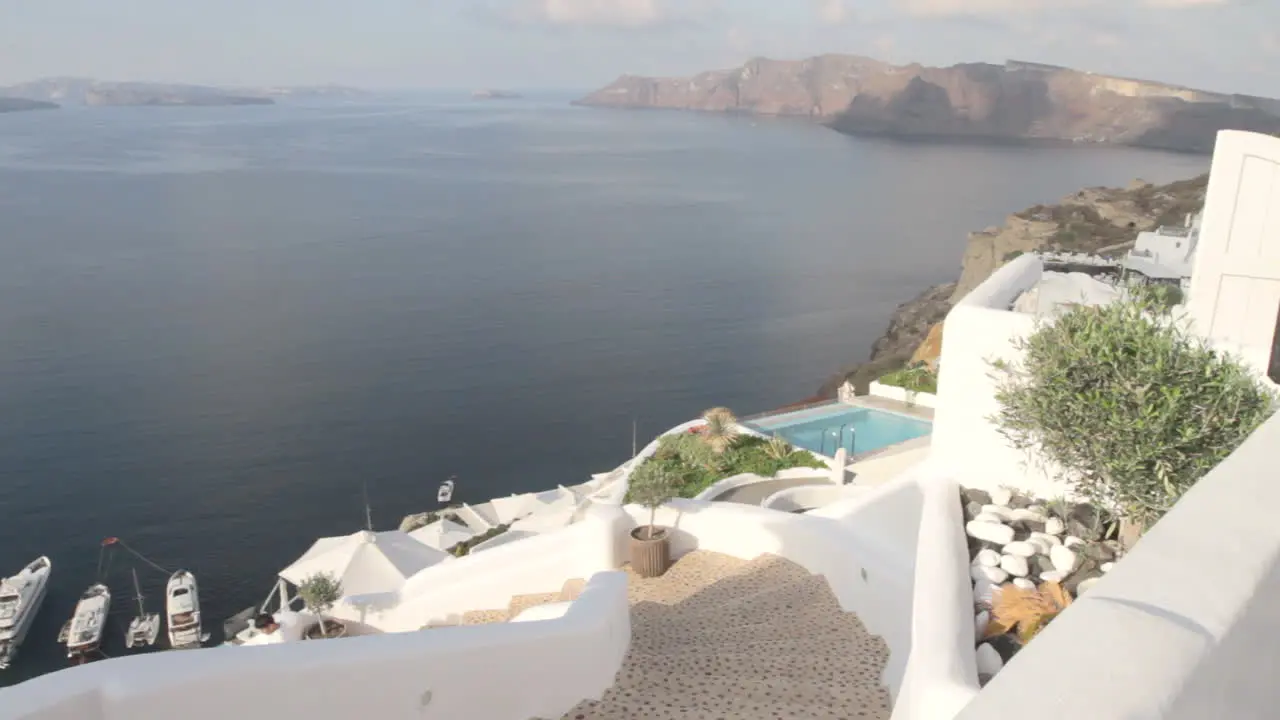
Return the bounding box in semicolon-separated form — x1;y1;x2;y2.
819;424;855;457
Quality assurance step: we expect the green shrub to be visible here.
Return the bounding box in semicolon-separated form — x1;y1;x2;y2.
1003;250;1025;263
451;524;512;557
626;433;825;503
991;291;1275;528
878;363;938;394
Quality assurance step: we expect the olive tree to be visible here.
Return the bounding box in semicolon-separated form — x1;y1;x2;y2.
991;290;1275;530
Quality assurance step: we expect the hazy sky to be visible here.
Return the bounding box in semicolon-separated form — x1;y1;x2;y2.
3;0;1278;96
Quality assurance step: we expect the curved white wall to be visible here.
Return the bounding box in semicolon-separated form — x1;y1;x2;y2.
931;254;1072;498
0;572;631;720
762;483;863;512
868;382;939;409
890;472;980;720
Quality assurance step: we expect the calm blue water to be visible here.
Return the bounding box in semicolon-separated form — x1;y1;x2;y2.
0;92;1207;684
749;405;932;456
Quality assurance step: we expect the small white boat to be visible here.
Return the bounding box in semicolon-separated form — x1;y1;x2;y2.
437;476;456;504
66;583;111;659
0;556;52;670
125;569;160;649
166;570;205;649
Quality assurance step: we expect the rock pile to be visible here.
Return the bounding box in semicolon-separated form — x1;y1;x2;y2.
961;486;1125;685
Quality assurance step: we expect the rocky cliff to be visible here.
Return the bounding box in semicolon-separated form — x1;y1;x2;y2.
0;78;364;107
578;56;1280;153
819;172;1209;396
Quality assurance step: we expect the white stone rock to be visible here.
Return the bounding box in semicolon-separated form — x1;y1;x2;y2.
1064;535;1086;548
976;643;1004;675
967;520;1015;546
1000;554;1030;578
975;549;1002;568
991;487;1013;507
1010;508;1047;523
1002;541;1037;558
1040;570;1067;583
1030;532;1063;547
1045;517;1065;535
974;512;1007;525
973;577;997;606
1050;545;1079;573
1077;577;1102;594
981;504;1016;522
975;610;991;638
1026;537;1052;555
972;564;1010;584
1100;562;1115;573
1012;577;1036;590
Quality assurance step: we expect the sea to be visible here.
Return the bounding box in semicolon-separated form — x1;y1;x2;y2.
0;92;1207;684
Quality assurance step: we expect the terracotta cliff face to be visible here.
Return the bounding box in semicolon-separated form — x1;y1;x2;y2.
577;56;1280;154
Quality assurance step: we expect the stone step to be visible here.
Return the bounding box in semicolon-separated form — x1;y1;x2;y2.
561;679;890;720
642;572;835;624
507;592;562;619
460;608;508;625
558;578;586;602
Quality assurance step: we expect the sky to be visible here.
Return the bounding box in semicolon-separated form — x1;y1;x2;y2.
2;0;1278;97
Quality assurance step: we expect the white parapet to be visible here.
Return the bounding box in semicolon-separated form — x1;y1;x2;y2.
868;382;939;409
1;571;632;720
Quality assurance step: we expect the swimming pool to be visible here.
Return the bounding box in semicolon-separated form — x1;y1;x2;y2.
746;403;932;457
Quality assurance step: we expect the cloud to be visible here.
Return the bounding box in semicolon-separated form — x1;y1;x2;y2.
815;0;854;25
536;0;665;27
1142;0;1227;6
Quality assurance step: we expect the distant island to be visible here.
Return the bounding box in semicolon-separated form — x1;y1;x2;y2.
577;55;1280;154
0;97;57;113
472;89;522;100
0;78;369;109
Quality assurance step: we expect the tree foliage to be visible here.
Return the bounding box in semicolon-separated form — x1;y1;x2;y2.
991;291;1275;527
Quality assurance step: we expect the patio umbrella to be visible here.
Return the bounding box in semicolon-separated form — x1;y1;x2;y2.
279;529;452;597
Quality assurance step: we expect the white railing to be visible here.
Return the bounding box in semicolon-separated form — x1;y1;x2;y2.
0;571;631;720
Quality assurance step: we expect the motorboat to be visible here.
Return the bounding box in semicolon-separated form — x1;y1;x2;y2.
437;476;456;504
125;569;161;649
66;583;111;659
0;556;52;670
166;570;206;649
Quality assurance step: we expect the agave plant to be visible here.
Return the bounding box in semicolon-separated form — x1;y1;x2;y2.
984;581;1073;644
700;407;738;454
764;434;794;461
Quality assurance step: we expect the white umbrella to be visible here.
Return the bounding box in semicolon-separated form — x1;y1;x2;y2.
408;518;475;551
280;530;451;597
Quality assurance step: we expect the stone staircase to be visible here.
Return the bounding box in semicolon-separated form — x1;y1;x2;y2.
556;551;892;720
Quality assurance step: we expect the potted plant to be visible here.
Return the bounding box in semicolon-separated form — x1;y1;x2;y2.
298;572;346;640
627;462;680;578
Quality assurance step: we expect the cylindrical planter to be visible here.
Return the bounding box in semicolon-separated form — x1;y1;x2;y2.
302;619;348;640
630;526;671;578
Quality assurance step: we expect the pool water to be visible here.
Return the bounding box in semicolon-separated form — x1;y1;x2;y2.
747;403;932;457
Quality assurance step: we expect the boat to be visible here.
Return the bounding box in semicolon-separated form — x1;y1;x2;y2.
66;583;111;659
0;556;52;670
124;569;160;649
166;570;206;649
437;476;456;504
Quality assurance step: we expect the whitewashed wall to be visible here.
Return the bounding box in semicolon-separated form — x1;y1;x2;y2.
0;572;631;720
930;254;1074;499
868;382;939;409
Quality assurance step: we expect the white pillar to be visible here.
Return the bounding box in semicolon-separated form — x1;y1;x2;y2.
832;447;849;485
